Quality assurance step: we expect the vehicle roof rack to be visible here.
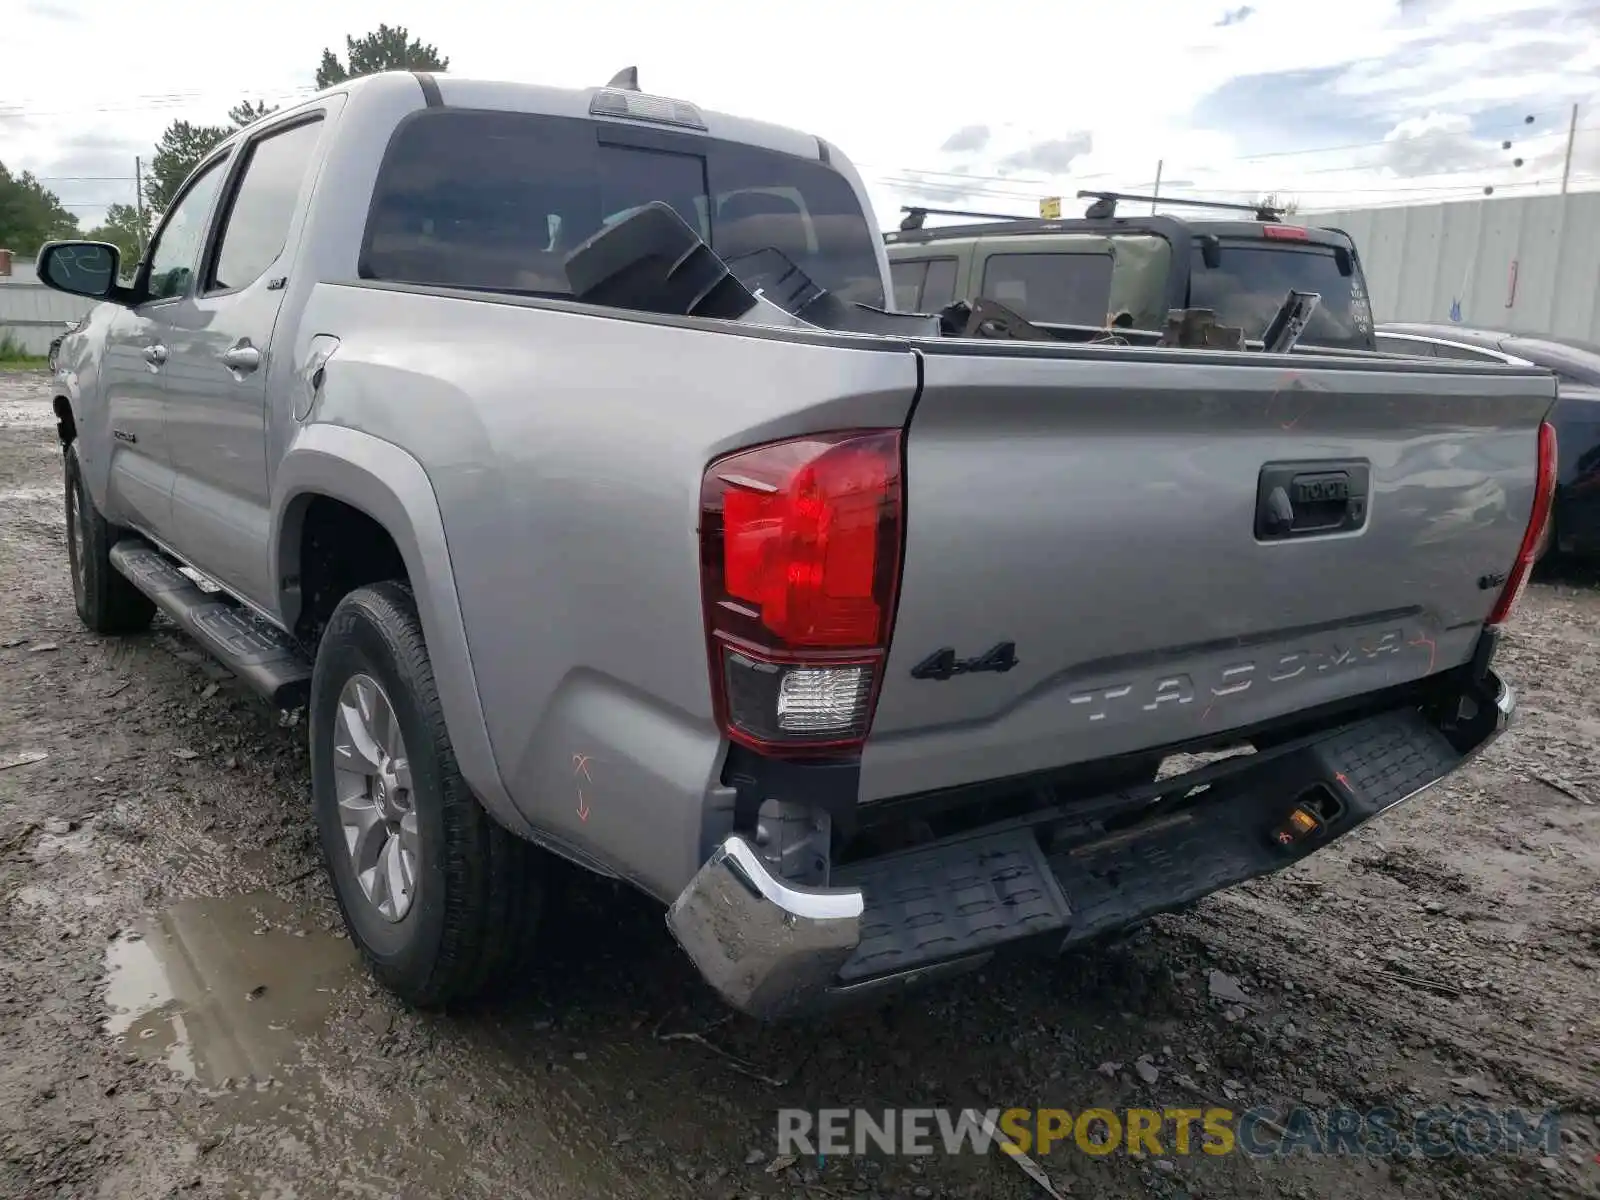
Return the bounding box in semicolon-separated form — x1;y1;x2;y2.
1075;190;1284;222
606;66;640;91
898;205;1030;232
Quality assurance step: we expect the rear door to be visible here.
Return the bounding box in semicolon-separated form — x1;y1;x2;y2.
164;113;327;611
860;344;1555;800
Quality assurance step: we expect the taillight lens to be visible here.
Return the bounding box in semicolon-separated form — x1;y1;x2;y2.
700;430;903;755
1487;420;1557;626
1261;225;1310;241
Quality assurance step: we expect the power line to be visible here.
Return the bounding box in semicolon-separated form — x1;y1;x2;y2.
0;86;316;119
867;166;1596;202
0;85;294;110
863;172;1599;218
857;121;1600;194
1180;111;1580;163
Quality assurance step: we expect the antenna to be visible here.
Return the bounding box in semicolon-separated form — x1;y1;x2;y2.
606;66;640;91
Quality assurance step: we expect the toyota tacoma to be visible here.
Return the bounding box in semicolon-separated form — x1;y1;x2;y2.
38;69;1554;1019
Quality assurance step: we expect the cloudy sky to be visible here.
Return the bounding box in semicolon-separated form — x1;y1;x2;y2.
4;0;1598;231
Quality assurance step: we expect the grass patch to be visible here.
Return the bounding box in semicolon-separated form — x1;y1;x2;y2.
0;332;47;371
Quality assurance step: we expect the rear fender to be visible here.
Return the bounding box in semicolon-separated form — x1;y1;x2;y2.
270;423;534;841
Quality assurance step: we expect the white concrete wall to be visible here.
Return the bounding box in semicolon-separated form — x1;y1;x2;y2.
0;262;97;356
1310;192;1600;344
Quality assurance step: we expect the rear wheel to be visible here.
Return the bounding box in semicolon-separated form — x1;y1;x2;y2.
309;581;544;1007
63;443;155;635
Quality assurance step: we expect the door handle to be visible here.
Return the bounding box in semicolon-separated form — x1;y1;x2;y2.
1256;460;1371;540
142;343;168;367
220;341;261;373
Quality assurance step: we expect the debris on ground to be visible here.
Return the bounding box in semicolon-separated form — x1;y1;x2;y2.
0;749;47;771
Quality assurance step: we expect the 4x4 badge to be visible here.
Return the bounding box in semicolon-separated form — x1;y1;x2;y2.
911;641;1019;682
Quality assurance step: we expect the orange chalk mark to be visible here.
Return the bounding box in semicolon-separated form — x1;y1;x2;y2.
573;753;593;821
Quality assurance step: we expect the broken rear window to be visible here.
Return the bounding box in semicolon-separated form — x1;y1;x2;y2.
360;109;885;308
1188;242;1373;351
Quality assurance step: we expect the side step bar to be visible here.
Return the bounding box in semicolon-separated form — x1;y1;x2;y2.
108;539;313;708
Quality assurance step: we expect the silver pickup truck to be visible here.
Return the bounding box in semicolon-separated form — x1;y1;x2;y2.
38;70;1556;1021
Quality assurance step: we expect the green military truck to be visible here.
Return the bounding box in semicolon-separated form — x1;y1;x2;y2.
883;191;1377;352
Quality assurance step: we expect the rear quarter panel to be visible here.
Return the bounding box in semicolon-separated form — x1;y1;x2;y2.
294;285;918;899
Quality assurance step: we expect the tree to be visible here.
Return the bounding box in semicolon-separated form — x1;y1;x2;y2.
228;100;279;129
83;203;151;273
143;99;279;215
1253;192;1301;217
143;119;232;214
315;24;449;88
0;163;79;256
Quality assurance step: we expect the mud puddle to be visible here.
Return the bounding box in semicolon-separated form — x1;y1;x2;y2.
96;893;631;1198
103;892;358;1088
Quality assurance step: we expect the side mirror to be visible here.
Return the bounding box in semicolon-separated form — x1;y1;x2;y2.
36;241;123;301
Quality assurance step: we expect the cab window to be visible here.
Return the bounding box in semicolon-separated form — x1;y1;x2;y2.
144;159;227;302
979;252;1113;326
361;110;885;307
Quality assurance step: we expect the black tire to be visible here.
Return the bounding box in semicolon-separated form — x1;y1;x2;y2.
64;443;155;635
309;581;544;1008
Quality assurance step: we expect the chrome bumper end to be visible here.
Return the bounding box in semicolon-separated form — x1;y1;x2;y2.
1469;672;1516;763
666;834;863;1021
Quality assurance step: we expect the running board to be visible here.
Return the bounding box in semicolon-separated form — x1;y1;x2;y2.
108;539;312;708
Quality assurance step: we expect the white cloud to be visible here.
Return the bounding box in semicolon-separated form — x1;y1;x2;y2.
2;0;1596;231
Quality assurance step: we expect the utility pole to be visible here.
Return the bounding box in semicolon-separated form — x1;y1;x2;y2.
1150;159;1163;213
1560;103;1579;195
134;156;147;255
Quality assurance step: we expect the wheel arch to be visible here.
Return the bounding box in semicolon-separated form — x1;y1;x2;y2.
51;394;77;447
271;424;532;840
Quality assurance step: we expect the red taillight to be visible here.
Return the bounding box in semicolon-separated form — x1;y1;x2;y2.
1487;420;1558;626
700;430;903;755
1261;225;1310;241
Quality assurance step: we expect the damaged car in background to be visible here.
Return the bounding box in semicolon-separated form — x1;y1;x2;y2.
36;66;1555;1022
884;191;1378;353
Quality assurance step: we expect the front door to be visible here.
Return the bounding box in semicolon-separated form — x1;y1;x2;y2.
97;158;229;538
163;116;325;613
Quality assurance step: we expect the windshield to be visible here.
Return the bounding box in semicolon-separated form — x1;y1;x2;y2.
361;109;885;308
1188;242;1374;351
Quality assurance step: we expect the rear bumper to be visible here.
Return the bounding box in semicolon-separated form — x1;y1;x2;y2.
667;671;1514;1021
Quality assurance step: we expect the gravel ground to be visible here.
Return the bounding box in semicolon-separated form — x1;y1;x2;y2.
1;369;1596;1200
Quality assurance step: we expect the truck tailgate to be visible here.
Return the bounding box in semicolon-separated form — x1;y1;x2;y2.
859;344;1555;801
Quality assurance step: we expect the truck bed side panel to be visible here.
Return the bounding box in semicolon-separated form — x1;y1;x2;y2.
293;284;919;898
